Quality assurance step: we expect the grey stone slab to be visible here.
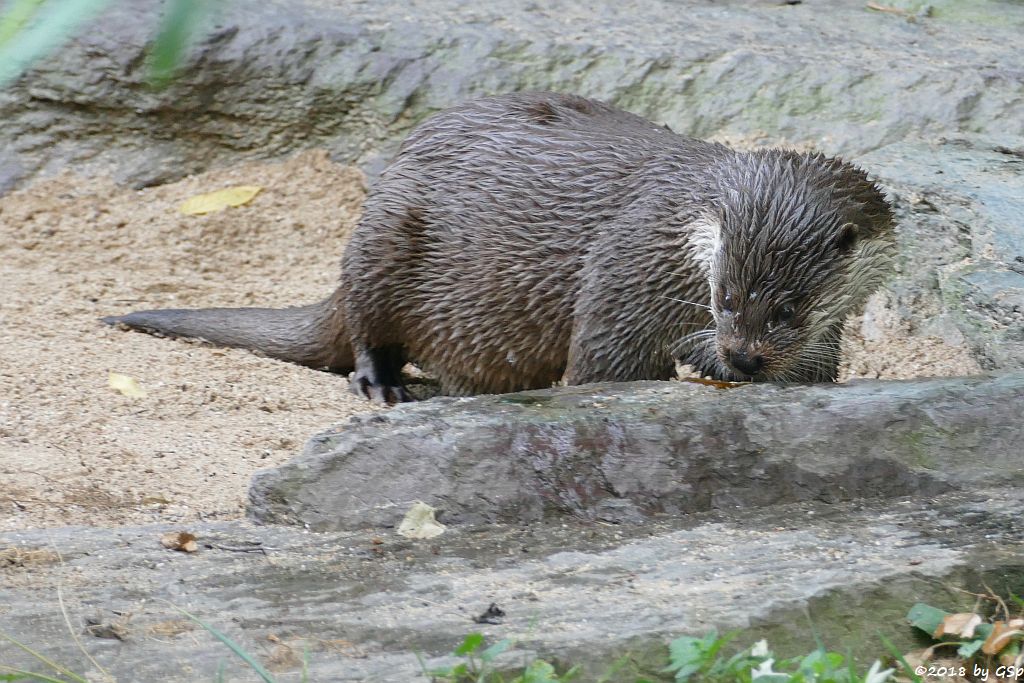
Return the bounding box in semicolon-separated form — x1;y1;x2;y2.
249;374;1024;531
2;492;1022;681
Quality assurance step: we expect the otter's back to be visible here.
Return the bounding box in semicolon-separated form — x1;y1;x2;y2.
342;93;728;393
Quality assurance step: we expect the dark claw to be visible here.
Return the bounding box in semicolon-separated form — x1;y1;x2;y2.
350;345;413;404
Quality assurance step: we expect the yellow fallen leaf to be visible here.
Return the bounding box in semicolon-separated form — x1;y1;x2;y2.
178;186;262;215
396;501;446;540
108;372;147;398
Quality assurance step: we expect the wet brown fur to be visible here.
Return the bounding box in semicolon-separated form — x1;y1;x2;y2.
105;92;895;400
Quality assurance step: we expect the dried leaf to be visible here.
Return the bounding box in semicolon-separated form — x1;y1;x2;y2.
0;547;60;568
160;531;198;553
935;612;983;639
178;185;262;215
901;647;936;669
981;621;1024;655
679;377;748;390
146;619;194;638
108;371;147;398
396;501;446;539
141;494;172;505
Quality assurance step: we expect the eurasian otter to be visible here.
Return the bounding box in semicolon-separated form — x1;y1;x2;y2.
105;92;895;402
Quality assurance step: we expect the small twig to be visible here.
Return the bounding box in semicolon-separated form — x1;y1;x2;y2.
866;2;910;16
49;539;113;682
983;581;1011;622
204;543;269;555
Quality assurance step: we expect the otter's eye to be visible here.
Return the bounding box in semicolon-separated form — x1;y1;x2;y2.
722;292;734;313
776;303;796;323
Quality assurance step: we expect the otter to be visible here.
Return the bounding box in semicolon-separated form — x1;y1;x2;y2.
105;92;895;402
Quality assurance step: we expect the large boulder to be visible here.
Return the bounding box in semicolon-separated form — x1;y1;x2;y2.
3;0;1024;189
1;493;1022;681
249;374;1024;531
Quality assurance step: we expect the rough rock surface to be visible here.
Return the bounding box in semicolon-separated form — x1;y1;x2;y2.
2;493;1022;681
3;0;1024;190
864;136;1024;371
249;374;1024;531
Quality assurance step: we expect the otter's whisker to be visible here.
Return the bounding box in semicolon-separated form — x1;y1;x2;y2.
658;295;712;310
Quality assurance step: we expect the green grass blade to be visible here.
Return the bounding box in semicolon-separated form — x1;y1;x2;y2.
0;0;113;88
877;633;921;683
0;633;88;683
147;0;219;87
0;0;46;48
168;604;277;683
0;668;73;683
594;654;631;683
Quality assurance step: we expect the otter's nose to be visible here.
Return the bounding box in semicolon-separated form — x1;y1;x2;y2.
727;349;764;377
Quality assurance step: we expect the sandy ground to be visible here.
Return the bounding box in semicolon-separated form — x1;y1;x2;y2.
0;151;379;530
0;150;980;531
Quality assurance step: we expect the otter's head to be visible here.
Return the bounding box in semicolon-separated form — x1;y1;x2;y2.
701;150;895;382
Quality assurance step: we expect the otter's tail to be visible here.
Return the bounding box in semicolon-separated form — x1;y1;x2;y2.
102;289;353;371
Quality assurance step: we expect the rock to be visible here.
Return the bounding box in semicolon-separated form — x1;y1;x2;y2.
1;493;1022;681
249;374;1024;531
0;146;25;194
3;0;1024;191
863;136;1024;371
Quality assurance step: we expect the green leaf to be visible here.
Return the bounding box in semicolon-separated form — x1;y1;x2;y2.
455;633;486;656
480;637;514;663
906;603;947;635
704;631;737;660
905;603;994;641
0;0;114;88
957;638;985;658
999;640;1021;662
664;636;709;680
799;648;845;676
519;660;558;683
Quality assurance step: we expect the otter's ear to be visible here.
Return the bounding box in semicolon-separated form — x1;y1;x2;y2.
835;222;859;252
851;182;895;238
